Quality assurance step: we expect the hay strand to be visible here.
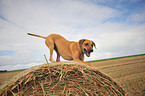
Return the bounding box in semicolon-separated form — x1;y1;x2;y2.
44;54;49;64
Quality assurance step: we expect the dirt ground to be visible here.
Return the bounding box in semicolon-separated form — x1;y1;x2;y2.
0;55;145;95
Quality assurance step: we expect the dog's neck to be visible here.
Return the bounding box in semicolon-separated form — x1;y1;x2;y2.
77;42;84;59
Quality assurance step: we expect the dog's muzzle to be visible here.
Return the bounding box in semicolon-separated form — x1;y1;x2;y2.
84;48;93;57
89;48;93;52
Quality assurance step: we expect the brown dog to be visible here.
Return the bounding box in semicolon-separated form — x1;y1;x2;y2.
28;33;96;67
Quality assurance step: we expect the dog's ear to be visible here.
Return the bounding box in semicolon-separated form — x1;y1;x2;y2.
92;41;96;49
79;39;86;48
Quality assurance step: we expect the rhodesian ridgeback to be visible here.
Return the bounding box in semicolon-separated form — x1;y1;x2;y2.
28;33;96;67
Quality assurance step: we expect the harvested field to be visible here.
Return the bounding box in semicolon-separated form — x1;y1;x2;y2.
0;62;125;96
0;54;145;95
0;71;24;86
92;55;145;96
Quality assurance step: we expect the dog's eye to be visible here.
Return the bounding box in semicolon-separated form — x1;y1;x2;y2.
91;44;93;47
85;43;89;46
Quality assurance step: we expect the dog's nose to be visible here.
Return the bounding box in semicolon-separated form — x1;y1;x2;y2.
89;48;93;52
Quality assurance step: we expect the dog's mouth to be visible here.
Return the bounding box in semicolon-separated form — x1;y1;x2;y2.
84;48;91;57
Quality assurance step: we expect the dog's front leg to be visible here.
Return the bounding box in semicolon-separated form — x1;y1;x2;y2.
73;59;95;67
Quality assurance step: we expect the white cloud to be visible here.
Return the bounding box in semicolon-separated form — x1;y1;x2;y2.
127;12;145;24
96;23;145;58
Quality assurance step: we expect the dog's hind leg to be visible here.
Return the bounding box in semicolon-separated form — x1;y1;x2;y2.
45;39;55;63
54;44;60;62
49;46;55;62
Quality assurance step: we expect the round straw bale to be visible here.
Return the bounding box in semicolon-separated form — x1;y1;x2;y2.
0;61;125;96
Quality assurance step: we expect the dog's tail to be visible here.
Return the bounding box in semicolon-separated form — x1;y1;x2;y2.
27;33;47;39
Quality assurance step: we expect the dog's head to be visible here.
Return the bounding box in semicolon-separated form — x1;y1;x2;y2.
79;39;96;57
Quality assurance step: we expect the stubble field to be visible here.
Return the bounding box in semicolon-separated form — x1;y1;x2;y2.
0;54;145;95
91;54;145;95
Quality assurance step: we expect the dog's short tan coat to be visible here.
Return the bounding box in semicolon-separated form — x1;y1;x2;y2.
28;33;96;67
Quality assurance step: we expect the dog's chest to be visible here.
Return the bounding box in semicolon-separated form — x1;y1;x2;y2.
61;55;73;60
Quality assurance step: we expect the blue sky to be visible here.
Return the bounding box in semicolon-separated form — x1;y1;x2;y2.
0;51;14;56
0;0;145;70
